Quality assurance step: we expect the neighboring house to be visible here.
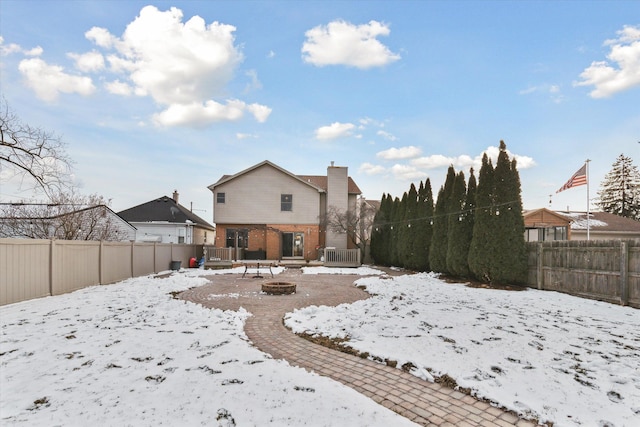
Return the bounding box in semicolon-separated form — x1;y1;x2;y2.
0;204;136;241
523;208;572;242
208;160;362;260
558;211;640;240
118;191;215;244
524;208;640;241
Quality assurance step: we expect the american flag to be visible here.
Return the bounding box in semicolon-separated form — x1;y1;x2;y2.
556;164;588;193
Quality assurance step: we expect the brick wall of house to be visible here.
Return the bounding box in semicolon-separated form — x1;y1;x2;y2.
214;223;322;260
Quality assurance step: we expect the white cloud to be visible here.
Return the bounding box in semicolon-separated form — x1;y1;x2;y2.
519;83;564;103
315;122;355;140
0;36;22;55
411;154;465;169
410;146;535;172
481;145;536;169
68;50;105;72
85;26;118;48
359;163;386;175
152;99;271;127
83;5;269;127
377;130;397;141
246;103;272;123
377;145;421;160
24;46;43;57
574;25;640;98
244;69;262;93
302;20;400;69
105;80;133;96
18;58;95;101
100;5;244;105
236;133;257;140
390;164;427;181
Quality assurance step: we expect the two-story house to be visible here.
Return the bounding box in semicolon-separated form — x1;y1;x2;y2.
208;160;361;261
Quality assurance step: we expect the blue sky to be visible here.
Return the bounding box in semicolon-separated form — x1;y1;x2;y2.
1;1;638;223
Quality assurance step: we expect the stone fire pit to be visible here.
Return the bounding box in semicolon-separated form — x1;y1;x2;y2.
261;282;296;295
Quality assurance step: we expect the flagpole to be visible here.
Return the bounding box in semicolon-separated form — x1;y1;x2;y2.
586;159;591;240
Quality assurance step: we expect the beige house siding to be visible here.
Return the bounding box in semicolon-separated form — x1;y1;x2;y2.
213;164;321;224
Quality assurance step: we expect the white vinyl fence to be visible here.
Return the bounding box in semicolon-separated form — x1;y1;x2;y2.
324;248;361;267
0;238;201;306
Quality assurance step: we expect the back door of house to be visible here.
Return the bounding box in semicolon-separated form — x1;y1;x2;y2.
282;232;304;258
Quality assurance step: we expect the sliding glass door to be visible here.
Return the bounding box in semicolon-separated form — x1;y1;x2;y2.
282;232;304;258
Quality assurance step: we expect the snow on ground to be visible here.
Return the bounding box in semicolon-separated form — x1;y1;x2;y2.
0;269;416;427
285;272;640;427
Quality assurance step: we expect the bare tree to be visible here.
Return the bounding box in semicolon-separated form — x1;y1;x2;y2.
0;190;124;241
320;199;378;261
1;98;73;195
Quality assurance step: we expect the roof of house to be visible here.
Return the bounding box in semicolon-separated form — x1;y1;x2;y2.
208;160;362;195
297;175;362;195
557;211;640;232
118;196;215;230
523;208;572;226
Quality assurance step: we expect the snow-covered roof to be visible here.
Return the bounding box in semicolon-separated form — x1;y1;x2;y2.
558;211;640;232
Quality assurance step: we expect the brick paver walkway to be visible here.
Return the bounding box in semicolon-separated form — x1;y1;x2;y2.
179;268;537;426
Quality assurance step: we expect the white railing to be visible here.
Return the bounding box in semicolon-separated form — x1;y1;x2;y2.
324;248;361;267
203;246;237;261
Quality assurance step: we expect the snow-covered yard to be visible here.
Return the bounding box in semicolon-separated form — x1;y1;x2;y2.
0;269;415;427
287;269;640;427
2;266;639;427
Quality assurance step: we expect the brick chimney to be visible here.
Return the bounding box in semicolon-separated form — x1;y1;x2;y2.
172;190;179;204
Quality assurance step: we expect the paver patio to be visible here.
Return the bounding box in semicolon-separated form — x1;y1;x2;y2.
179;268;538;426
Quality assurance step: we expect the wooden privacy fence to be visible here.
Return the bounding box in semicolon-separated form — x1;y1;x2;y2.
526;239;640;308
324;248;361;267
0;238;202;306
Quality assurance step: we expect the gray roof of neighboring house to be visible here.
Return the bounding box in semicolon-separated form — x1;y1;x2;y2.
558;211;640;232
118;196;215;230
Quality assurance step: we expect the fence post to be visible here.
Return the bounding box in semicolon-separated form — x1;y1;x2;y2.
130;241;135;279
49;239;56;297
99;240;104;285
620;241;629;306
536;242;544;290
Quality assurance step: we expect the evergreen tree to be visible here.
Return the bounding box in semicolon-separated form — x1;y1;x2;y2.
446;171;470;277
597;154;640;220
396;191;410;267
412;179;434;271
402;183;420;270
492;142;527;284
370;193;388;265
468;153;495;281
388;196;402;267
462;168;477;272
378;193;394;266
429;166;456;274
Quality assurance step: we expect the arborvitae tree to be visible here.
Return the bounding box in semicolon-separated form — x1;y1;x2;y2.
446;171;470;277
461;168;477;272
377;193;394;266
429;186;447;273
402;183;420;270
491;142;527;284
412;179;434;272
468;153;495;282
396;191;411;267
597;154;640;220
429;166;456;274
388;196;402;267
370;193;388;265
